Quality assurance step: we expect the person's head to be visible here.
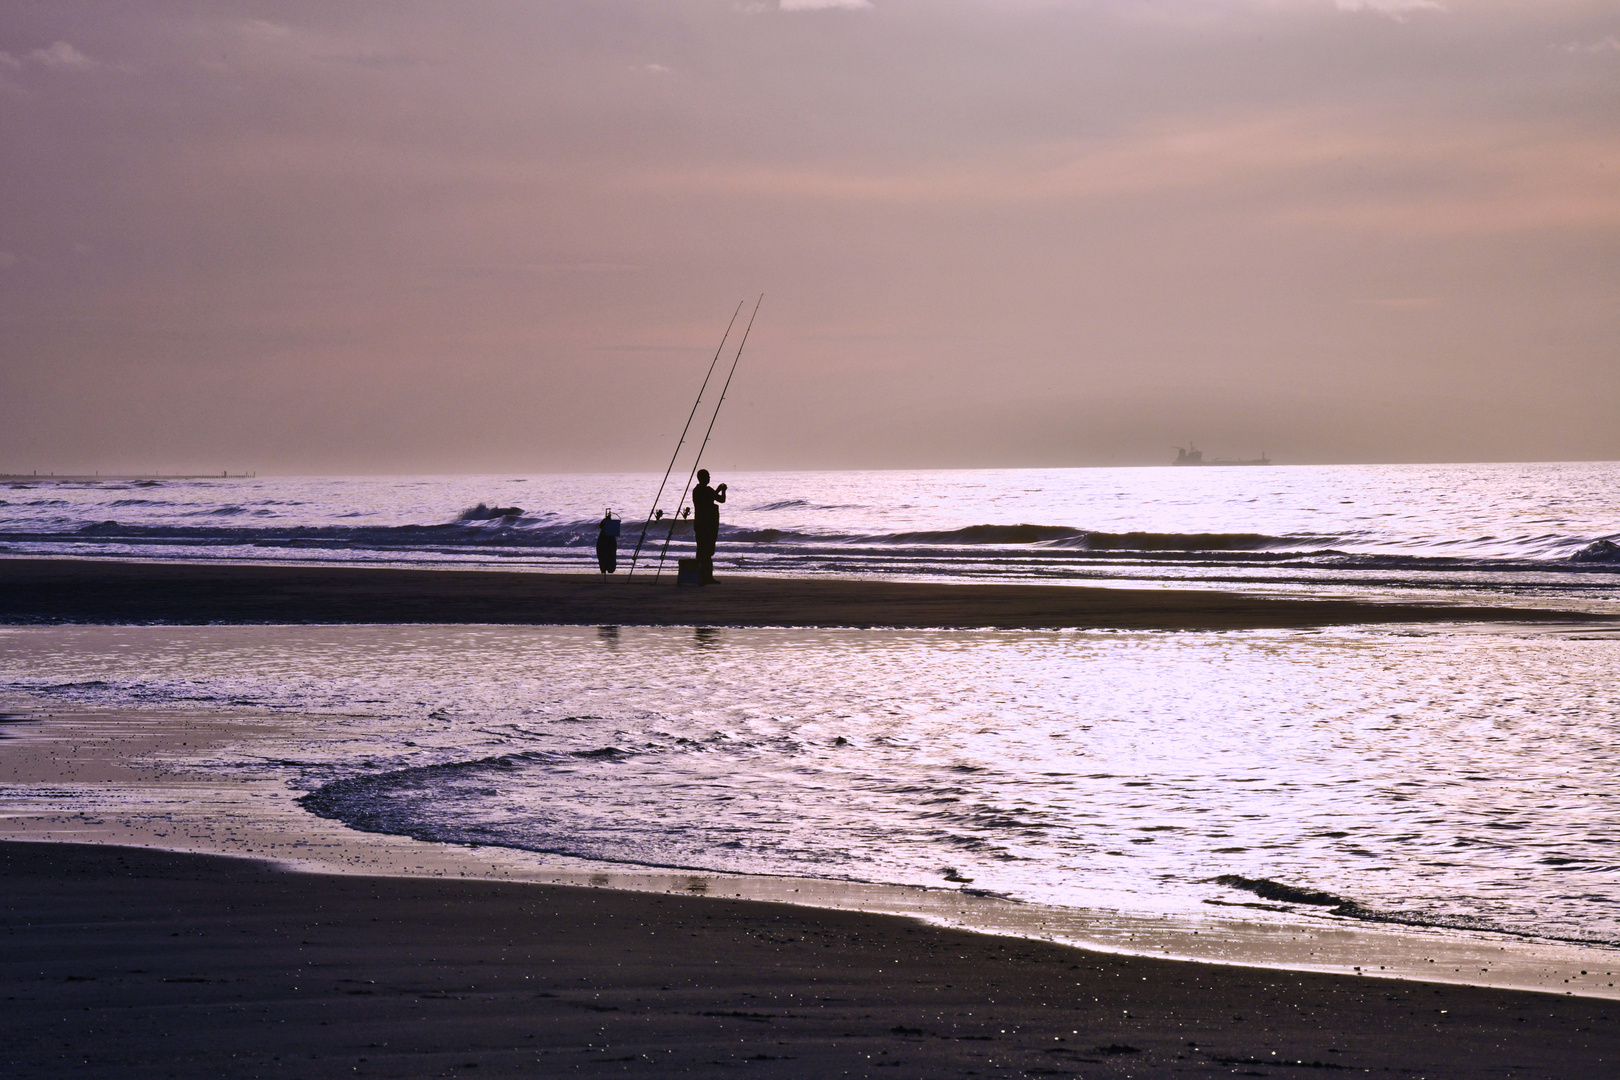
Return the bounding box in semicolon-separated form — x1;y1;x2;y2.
697;469;709;484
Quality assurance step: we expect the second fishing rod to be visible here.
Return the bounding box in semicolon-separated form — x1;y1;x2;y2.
625;301;742;576
655;293;763;581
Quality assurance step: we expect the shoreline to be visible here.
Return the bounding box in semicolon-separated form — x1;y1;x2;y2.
8;561;1620;1073
5;839;1619;1079
2;701;1615;1004
1;555;1608;629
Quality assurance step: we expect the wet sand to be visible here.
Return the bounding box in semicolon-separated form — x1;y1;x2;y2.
0;556;1600;629
4;841;1616;1080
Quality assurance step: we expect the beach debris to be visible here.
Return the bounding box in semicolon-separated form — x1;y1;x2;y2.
941;867;973;884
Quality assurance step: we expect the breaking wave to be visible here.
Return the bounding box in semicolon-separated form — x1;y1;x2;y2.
1571;538;1620;563
457;502;525;521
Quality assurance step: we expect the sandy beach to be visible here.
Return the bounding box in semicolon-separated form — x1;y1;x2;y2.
4;558;1618;1076
5;840;1617;1079
0;556;1600;630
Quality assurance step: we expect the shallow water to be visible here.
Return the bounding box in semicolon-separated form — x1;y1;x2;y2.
5;620;1618;952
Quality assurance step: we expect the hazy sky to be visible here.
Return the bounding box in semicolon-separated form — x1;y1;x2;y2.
2;1;1616;473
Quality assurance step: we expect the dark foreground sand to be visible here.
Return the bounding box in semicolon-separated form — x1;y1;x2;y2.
3;843;1614;1080
0;557;1599;629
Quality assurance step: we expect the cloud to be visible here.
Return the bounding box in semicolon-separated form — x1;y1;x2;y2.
28;41;99;72
1561;36;1620;54
780;0;872;11
0;52;21;69
1335;0;1445;18
238;19;294;40
643;63;672;74
627;107;1620;241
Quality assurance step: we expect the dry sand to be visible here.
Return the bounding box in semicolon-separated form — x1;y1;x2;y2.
0;556;1601;630
5;841;1617;1079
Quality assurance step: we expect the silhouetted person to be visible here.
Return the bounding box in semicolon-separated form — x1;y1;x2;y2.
595;511;619;574
691;469;726;583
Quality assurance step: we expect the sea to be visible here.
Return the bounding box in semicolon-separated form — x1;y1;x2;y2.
2;463;1619;982
2;463;1618;600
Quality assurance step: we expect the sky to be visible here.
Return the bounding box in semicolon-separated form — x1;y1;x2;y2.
1;0;1616;474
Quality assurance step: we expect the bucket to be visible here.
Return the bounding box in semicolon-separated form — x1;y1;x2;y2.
676;558;703;586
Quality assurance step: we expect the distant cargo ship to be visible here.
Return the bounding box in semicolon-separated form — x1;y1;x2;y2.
1173;445;1271;466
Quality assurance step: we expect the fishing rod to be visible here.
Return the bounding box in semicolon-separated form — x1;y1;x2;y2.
626;302;744;576
655;293;763;580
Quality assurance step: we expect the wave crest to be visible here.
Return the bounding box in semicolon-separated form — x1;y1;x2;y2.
868;524;1310;551
1570;538;1620;563
457;502;524;521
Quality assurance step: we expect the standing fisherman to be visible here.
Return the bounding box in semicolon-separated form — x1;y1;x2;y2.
628;303;742;576
652;294;761;581
691;470;726;583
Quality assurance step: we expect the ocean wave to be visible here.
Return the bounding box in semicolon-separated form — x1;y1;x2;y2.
748;499;863;513
1571;538;1620;563
720;526;822;543
457;502;525;521
874;524;1086;545
572;745;633;760
5;508;1619;579
867;523;1322;552
1212;874;1618;947
32;517;604;550
8;679;118;698
1052;530;1315;552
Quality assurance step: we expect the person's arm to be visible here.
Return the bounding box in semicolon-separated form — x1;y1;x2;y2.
715;483;727;504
